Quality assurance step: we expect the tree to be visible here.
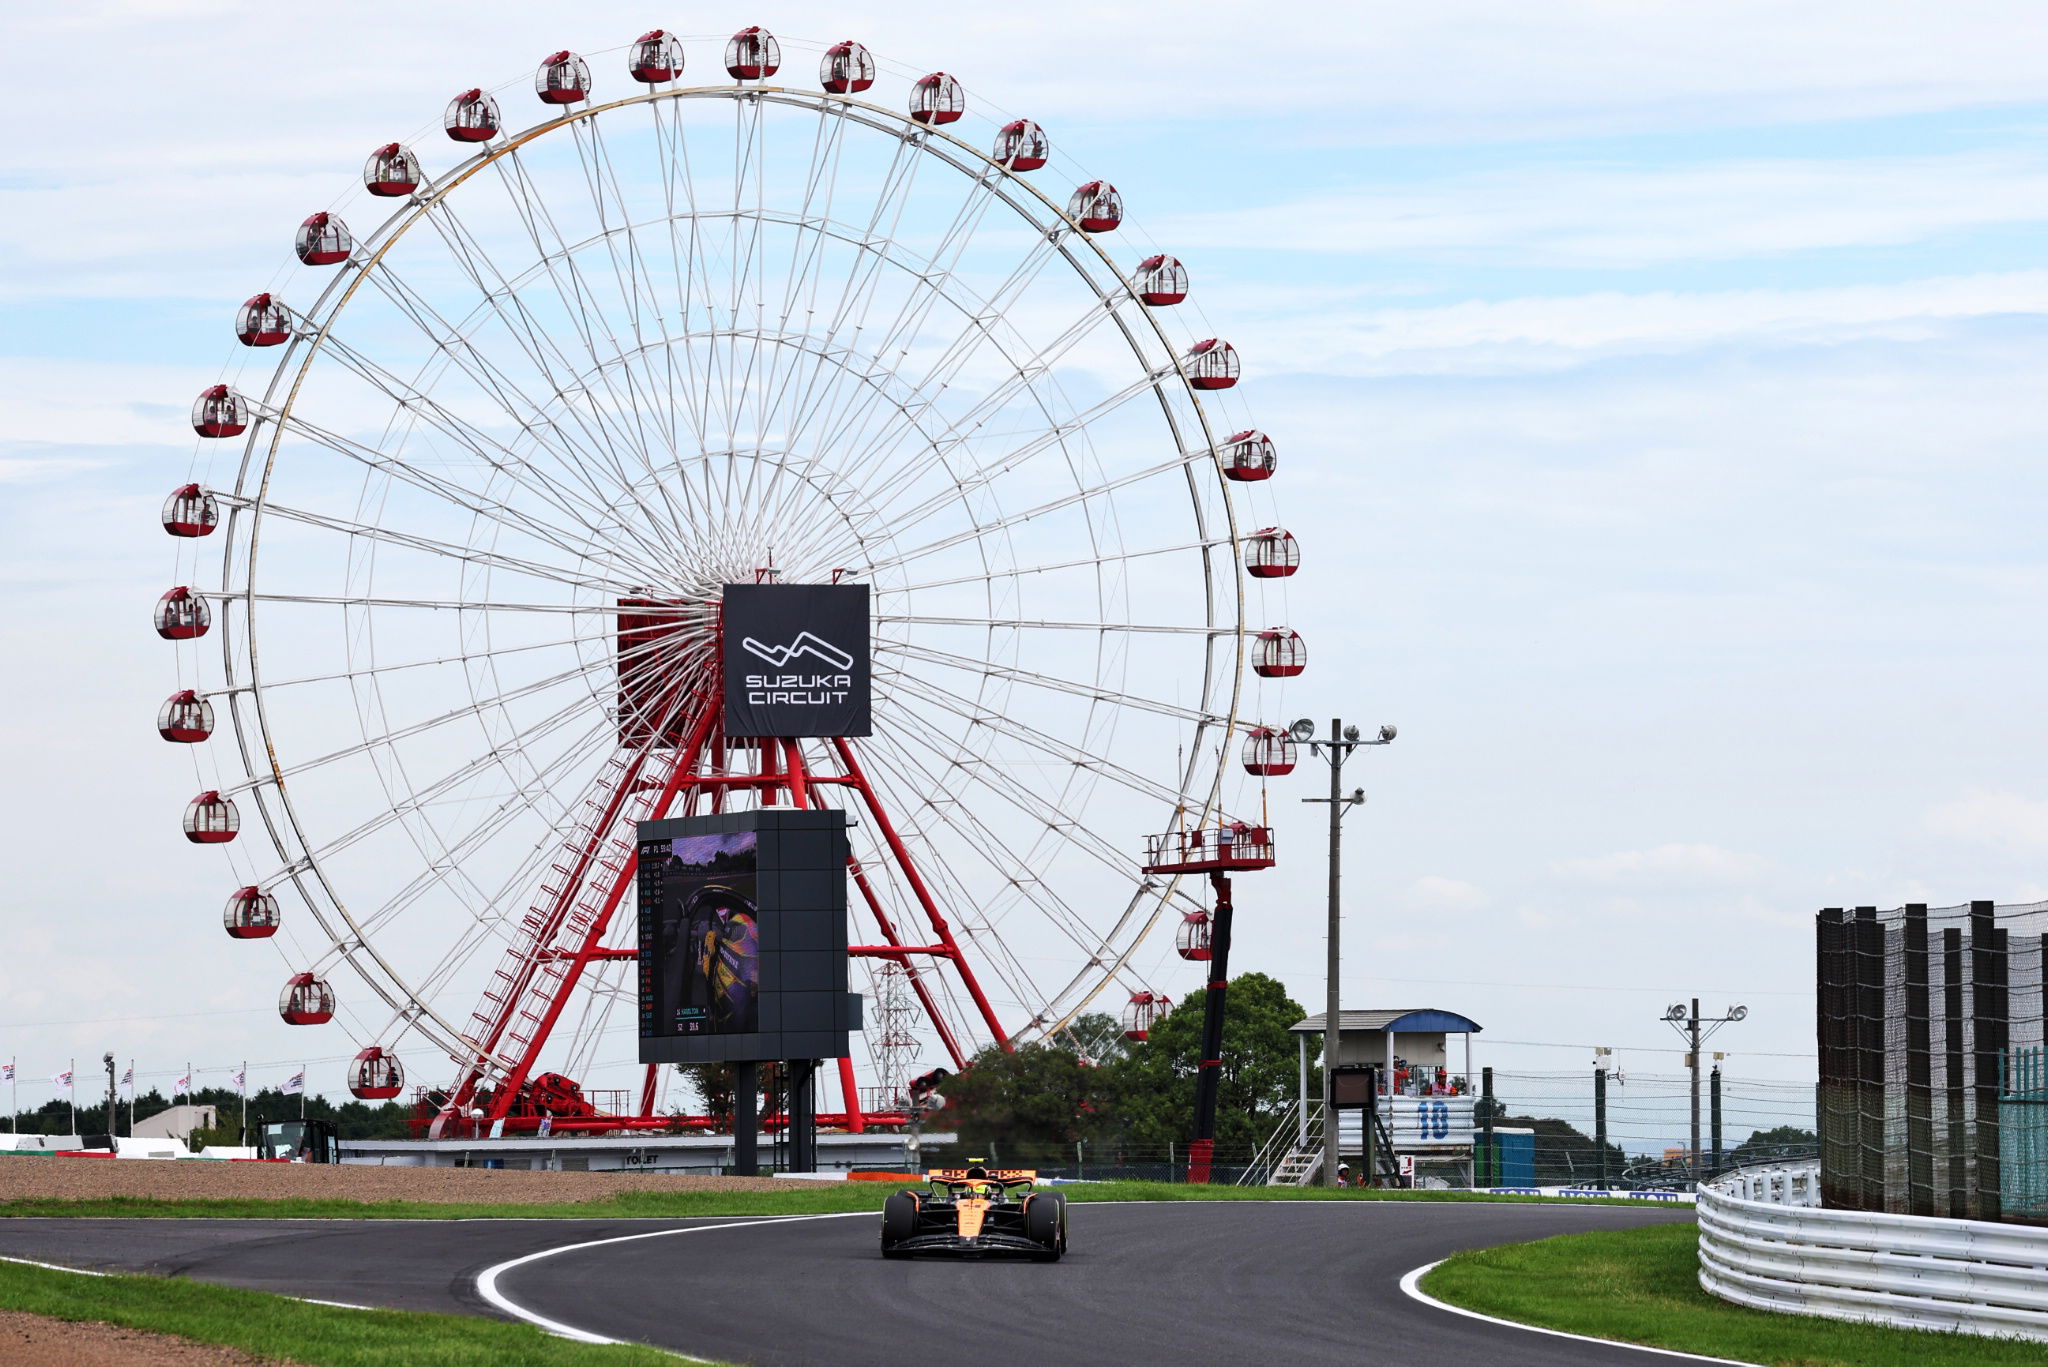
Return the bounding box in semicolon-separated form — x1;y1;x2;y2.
934;1041;1117;1165
1728;1124;1818;1165
675;1062;784;1129
1103;972;1312;1155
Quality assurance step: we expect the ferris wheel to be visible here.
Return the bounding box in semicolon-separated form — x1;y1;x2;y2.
158;28;1304;1133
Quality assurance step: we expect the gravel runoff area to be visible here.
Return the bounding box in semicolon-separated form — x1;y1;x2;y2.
0;1308;292;1367
0;1160;798;1362
0;1158;794;1205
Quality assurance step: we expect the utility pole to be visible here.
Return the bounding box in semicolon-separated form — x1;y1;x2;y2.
1297;717;1396;1188
1662;999;1748;1184
102;1054;115;1142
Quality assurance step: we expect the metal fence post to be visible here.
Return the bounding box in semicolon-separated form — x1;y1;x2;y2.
1710;1066;1723;1176
1904;904;1934;1216
1480;1065;1496;1186
1971;901;2006;1221
1594;1066;1608;1187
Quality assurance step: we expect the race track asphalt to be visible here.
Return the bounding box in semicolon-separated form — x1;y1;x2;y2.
0;1200;1700;1365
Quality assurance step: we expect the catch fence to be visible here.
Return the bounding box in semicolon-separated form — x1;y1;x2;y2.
1817;901;2048;1223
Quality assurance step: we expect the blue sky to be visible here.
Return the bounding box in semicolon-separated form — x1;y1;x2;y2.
5;2;2047;1137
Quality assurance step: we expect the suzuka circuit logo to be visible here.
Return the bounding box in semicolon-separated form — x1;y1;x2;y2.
740;632;856;708
740;632;854;671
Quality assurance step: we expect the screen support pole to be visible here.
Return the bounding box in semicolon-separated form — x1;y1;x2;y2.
787;1059;817;1172
734;1061;759;1176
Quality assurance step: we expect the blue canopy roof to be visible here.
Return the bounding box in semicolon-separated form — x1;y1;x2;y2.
1289;1008;1482;1035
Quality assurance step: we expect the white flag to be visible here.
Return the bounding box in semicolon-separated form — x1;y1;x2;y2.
174;1073;191;1098
51;1070;72;1094
281;1070;305;1096
120;1067;133;1094
232;1068;246;1093
1;1063;13;1083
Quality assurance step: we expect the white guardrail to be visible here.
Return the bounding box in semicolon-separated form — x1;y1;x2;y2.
1698;1160;2048;1343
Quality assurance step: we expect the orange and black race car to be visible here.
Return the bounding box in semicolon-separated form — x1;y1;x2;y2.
879;1165;1067;1260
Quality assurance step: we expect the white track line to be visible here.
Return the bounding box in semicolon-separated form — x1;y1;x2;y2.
1398;1259;1762;1365
474;1212;872;1353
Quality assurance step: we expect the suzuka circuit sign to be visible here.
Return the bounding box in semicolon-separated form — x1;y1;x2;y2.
721;582;872;738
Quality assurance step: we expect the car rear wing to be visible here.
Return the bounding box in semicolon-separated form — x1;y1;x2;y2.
927;1168;1037;1185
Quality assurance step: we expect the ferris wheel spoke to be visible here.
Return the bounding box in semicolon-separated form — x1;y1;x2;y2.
357;256;706;549
747;133;930;525
413;202;698;564
252;638;672;790
647;101;716;451
881;638;1225;726
872;662;1197;813
879;612;1217;636
890;538;1223;592
837;368;1176;547
794;235;1085;511
735;106;851;532
271;409;668;581
845;736;1059;1034
860;716;1138;1020
234;493;630;596
306;333;684;576
856;446;1223;576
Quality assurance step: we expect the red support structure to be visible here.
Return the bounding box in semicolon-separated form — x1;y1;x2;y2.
433;609;1013;1139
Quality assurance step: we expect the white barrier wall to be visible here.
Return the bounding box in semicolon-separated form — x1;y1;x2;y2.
1698;1161;2048;1343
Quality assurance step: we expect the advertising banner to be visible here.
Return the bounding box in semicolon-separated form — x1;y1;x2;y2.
721;583;871;738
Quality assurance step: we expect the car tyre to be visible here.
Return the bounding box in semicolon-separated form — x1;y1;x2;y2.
881;1190;919;1258
1023;1192;1063;1261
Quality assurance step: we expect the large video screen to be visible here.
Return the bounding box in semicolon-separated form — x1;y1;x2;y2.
637;808;860;1065
649;831;760;1037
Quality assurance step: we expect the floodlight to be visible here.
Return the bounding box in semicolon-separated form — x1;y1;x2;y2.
1379;725;1398;742
1664;1003;1688;1021
1728;1005;1748;1022
1289;718;1317;743
1342;724;1360;742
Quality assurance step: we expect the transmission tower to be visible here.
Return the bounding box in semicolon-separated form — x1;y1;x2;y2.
872;962;920;1110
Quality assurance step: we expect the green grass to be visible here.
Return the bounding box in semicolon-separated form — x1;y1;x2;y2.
1422;1223;2046;1366
0;1179;1666;1221
0;1256;687;1365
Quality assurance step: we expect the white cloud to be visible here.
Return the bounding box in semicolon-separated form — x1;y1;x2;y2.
1206;271;2048;378
1163;154;2048;266
1926;791;2048;854
1553;844;1771;886
1405;875;1489;914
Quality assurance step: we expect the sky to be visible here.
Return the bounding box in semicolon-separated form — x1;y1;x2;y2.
5;1;2048;1140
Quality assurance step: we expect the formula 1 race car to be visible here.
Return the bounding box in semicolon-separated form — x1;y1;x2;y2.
879;1166;1067;1261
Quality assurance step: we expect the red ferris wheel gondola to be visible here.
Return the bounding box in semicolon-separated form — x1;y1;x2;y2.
348;1047;405;1099
162;485;219;538
224;886;280;939
629;30;685;84
445;88;501;142
1134;254;1187;306
993;119;1048;171
1221;430;1277;482
1068;181;1123;232
295;212;352;266
1246;528;1299;578
536;51;591;105
184;791;240;844
191;385;248;438
1252;629;1306;678
910;72;965;124
154;587;210;640
1176;911;1212;961
158;690;214;743
819;41;875;93
1122;991;1165;1041
236;294;291;347
279;972;335;1025
1240;726;1297;776
726;27;780;80
363;143;422;197
1183;339;1240;391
